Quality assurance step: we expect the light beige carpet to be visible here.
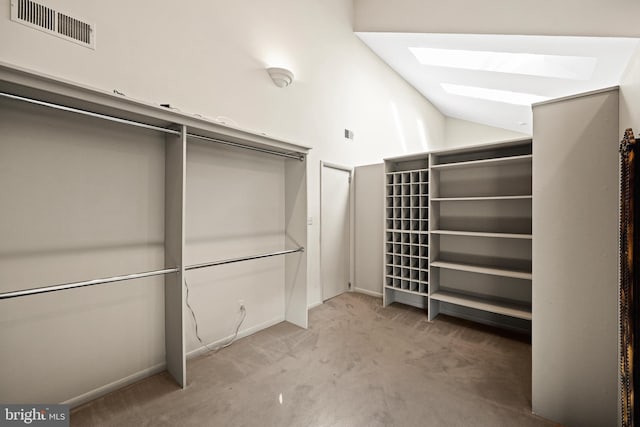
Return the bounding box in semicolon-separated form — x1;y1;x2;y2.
71;292;555;426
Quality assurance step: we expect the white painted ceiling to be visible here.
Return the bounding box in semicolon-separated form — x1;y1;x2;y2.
356;33;639;134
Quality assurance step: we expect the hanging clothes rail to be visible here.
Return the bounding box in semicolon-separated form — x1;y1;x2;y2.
0;92;306;160
0;92;181;135
0;267;179;300
186;247;304;271
187;133;304;161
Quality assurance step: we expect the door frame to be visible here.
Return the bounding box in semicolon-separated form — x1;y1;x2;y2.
319;161;354;302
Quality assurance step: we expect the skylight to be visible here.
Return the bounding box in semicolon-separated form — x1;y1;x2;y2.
441;83;548;106
410;47;597;80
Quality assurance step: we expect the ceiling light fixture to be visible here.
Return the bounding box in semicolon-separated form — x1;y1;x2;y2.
410;47;597;80
267;67;294;88
441;83;548;106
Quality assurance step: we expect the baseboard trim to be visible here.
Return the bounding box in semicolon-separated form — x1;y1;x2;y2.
353;288;382;298
186;315;285;359
62;362;167;409
63;316;287;408
307;301;323;310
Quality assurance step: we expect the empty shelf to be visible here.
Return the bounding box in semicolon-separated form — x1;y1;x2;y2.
385;285;428;297
431;154;532;170
430;261;532;280
431;230;532;240
430;290;531;320
431;195;532;201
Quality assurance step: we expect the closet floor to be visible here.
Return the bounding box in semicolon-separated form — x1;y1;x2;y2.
71;292;553;426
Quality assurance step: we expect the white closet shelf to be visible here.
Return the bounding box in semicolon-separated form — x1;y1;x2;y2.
431;195;532;201
385;285;428;297
386;229;429;234
430;290;532;320
431;230;532;240
386;169;429;174
430;260;532;280
431;154;532;170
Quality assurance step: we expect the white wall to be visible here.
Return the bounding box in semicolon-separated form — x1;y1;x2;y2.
355;0;640;37
620;45;640;133
532;89;619;427
445;118;531;146
0;0;446;312
353;163;384;296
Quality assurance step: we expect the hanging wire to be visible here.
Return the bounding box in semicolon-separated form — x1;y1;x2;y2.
185;278;247;354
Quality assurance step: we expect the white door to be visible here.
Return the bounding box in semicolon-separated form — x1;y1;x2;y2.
321;163;351;301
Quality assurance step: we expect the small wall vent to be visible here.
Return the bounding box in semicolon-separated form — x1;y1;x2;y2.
10;0;96;49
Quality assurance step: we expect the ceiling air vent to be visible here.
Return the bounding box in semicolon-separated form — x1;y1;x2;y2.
10;0;96;49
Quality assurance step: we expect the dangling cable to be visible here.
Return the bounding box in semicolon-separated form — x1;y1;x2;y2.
185;278;247;354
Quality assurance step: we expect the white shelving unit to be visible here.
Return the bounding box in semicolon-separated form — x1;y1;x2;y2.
428;139;533;331
383;154;429;308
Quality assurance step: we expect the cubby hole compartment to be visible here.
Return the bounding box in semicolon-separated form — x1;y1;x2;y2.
393;232;401;242
410;257;419;268
411;208;420;221
419;234;428;245
419;246;428;258
386;242;393;253
420;183;429;194
410;245;419;257
420;221;428;232
410;281;419;292
394;243;401;254
411;183;420;195
386;219;393;230
386;254;394;265
393;255;401;265
401;280;410;290
420;196;428;207
420;207;428;218
393;174;401;185
419;258;429;269
402;184;411;195
410;195;420;207
394;266;401;277
419;283;428;294
403;173;412;184
411;171;420;182
393;278;401;288
419;271;429;282
410;233;419;245
386;185;394;197
402;245;410;255
386;276;394;286
386;205;394;217
386;265;393;275
386;174;394;185
420;170;428;183
401;257;410;267
402;206;411;218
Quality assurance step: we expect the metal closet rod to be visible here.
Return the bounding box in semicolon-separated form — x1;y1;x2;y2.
0;92;181;135
0;247;304;300
185;247;305;271
0;267;179;300
187;133;304;161
1;92;306;161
